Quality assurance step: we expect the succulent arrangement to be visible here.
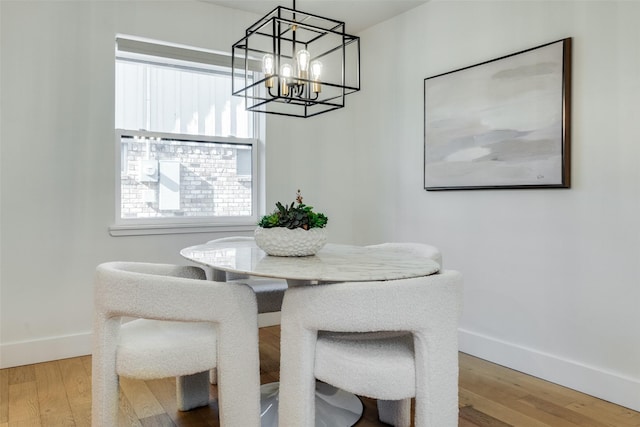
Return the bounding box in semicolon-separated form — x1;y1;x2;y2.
258;190;328;230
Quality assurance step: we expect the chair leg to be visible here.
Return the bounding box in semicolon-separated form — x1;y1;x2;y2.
176;372;210;411
377;399;411;427
278;327;318;427
91;370;119;427
413;334;459;427
92;317;120;427
209;368;217;385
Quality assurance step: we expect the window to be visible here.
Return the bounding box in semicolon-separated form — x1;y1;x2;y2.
111;37;261;236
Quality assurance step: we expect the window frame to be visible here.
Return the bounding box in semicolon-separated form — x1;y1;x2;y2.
109;36;263;237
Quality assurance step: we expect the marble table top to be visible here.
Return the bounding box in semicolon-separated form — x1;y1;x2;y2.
180;241;440;284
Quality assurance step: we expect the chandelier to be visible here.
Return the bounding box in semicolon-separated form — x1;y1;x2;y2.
232;0;360;118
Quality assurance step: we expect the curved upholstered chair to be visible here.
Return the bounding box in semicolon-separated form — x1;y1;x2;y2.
366;242;443;268
207;236;287;314
278;270;463;427
92;262;260;427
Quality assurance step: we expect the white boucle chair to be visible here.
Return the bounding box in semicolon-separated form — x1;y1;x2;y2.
278;270;463;427
363;242;443;423
92;262;261;427
207;236;287;313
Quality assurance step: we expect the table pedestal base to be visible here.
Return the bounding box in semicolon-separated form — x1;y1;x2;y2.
260;381;363;427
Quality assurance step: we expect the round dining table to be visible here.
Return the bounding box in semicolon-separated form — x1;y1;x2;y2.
180;240;440;427
180;240;440;285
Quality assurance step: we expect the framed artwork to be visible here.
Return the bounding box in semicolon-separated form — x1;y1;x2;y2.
424;38;571;190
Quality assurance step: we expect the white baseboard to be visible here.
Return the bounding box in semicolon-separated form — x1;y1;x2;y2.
1;314;282;369
1;332;92;369
258;311;281;327
459;328;640;412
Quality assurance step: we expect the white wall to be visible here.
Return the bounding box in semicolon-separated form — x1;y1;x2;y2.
264;109;360;243
264;0;640;413
347;0;640;412
2;0;640;414
0;0;261;367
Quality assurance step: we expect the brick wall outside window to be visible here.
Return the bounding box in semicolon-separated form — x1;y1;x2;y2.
121;139;252;218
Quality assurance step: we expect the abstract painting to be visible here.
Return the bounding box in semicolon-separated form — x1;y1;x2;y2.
424;38;571;190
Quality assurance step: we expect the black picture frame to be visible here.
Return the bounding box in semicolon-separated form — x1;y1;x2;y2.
424;38;572;190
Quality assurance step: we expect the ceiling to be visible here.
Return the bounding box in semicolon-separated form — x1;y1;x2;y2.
202;0;429;34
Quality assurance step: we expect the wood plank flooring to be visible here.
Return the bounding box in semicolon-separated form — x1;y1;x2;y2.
1;325;639;426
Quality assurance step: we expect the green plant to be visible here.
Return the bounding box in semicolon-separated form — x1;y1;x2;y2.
258;190;328;230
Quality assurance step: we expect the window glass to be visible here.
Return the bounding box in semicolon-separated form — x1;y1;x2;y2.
119;134;253;219
236;148;252;176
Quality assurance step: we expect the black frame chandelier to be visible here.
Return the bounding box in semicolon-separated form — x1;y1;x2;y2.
232;0;361;118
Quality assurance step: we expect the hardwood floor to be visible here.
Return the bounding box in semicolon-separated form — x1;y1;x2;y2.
1;325;639;427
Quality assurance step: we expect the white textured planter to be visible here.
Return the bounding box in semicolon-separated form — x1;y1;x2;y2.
254;227;328;257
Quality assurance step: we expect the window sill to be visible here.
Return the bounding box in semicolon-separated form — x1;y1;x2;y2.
109;222;257;237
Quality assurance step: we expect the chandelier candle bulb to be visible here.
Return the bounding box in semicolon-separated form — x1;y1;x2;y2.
311;60;322;93
281;63;293;96
296;49;311;80
263;54;275;88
